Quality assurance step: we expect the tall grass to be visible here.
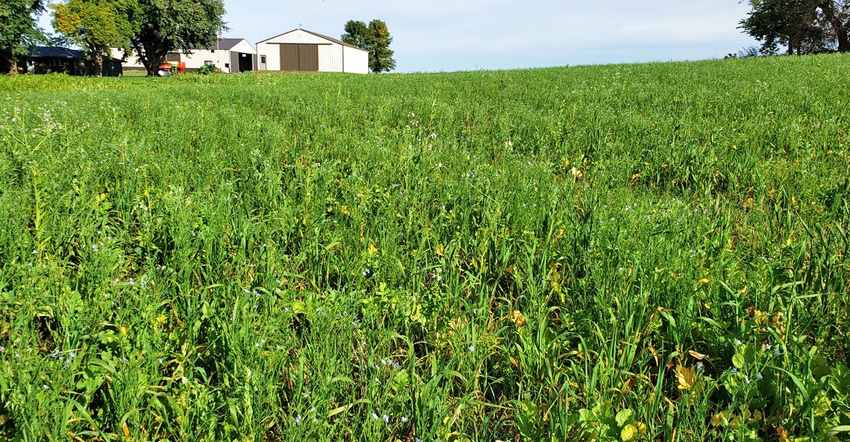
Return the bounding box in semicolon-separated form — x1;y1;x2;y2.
1;54;849;441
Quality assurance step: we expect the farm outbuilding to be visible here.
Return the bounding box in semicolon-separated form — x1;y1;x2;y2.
113;38;257;73
256;28;369;74
198;38;257;73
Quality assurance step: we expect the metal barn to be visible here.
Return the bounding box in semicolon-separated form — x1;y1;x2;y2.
256;28;369;74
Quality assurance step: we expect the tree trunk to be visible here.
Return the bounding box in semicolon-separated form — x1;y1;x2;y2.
145;53;168;76
132;40;156;76
8;60;18;75
147;50;169;76
93;51;103;77
820;0;850;52
838;31;850;52
830;15;850;52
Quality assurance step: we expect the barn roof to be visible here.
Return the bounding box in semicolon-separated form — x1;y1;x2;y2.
257;28;366;51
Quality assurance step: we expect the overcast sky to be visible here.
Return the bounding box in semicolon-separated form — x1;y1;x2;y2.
222;0;759;72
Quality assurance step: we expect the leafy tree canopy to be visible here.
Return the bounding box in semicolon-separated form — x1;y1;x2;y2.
51;0;140;76
130;0;226;76
342;18;396;73
741;0;850;54
341;20;368;49
367;19;395;73
0;0;46;74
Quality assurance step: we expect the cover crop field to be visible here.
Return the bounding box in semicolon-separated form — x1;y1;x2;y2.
1;55;849;441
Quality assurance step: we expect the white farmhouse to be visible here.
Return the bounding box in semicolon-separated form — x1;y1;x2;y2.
113;38;257;73
256;28;368;74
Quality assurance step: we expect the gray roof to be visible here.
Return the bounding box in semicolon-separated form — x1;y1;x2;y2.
211;38;246;51
178;38;252;52
28;46;83;59
27;46;122;62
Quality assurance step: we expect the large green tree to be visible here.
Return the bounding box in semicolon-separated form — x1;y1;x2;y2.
130;0;226;76
366;19;395;73
341;20;368;49
51;0;139;77
341;19;395;73
0;0;45;74
741;0;850;54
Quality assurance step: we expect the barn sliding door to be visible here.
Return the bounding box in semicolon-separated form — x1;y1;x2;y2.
279;44;318;71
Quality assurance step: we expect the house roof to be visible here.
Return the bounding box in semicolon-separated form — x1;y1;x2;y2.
257;28;366;51
28;46;84;59
27;46;122;62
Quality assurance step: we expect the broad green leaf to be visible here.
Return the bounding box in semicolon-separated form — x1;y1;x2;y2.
811;354;829;379
732;351;745;369
615;408;634;427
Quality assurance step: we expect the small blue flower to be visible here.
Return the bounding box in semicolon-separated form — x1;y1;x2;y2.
774;348;781;355
383;414;389;423
371;413;380;420
468;344;475;352
294;414;301;425
696;362;704;371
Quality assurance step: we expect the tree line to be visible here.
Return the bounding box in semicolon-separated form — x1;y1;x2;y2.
2;1;396;76
1;0;225;76
341;19;396;73
12;1;843;76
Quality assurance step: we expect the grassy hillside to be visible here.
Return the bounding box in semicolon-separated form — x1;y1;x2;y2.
1;55;849;441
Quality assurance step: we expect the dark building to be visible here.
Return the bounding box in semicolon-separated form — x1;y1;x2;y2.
20;47;123;76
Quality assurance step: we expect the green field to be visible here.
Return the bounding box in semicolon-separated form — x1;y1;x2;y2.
1;55;849;441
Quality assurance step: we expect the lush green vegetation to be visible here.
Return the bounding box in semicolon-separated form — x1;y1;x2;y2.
1;55;849;441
